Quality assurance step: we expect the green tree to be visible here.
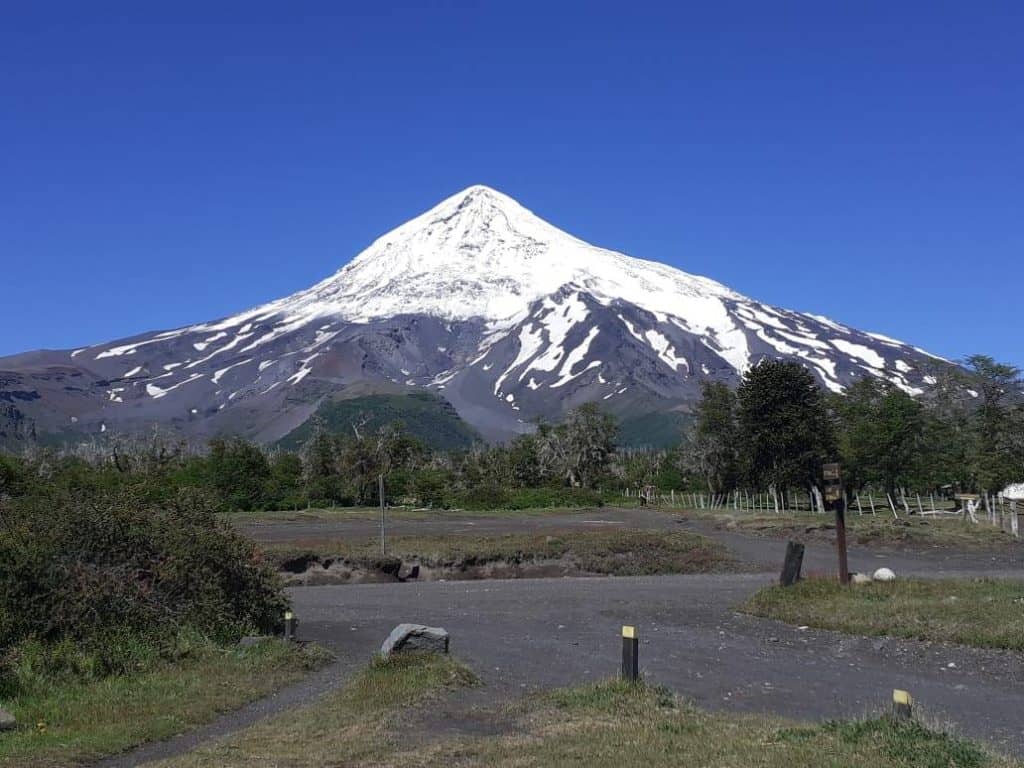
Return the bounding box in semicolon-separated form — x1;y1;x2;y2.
834;378;925;495
301;422;343;504
965;355;1022;491
536;404;618;488
737;360;835;492
683;381;738;493
207;438;271;511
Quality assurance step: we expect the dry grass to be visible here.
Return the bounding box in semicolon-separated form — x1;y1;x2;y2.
0;640;331;768
157;655;1017;768
230;505;598;524
261;529;739;577
742;578;1024;650
694;509;1019;550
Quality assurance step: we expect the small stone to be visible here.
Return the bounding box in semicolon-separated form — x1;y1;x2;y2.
851;572;873;585
872;567;896;582
0;708;16;732
380;623;450;657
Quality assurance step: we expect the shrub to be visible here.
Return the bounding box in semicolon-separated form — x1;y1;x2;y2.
0;482;288;690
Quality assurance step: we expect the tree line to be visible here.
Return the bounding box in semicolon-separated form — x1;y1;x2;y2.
1;355;1020;512
684;355;1024;503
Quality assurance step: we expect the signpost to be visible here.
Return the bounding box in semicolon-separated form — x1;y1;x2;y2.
823;463;849;585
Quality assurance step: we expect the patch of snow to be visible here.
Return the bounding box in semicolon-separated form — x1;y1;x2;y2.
550;327;601;388
830;339;885;369
644;329;688;372
212;358;252;385
192;332;227;352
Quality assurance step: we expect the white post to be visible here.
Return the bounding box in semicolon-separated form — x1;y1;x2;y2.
887;493;899;519
916;494;924;515
855;492;863;515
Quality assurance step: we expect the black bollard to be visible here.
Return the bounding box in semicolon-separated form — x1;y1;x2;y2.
779;541;805;587
621;625;639;682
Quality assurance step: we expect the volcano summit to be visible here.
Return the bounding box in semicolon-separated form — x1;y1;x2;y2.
0;185;947;447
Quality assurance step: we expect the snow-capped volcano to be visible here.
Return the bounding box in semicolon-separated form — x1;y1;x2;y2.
0;185;951;447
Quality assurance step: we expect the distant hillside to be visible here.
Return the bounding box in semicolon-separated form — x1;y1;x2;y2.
277;392;480;451
617;410;690;449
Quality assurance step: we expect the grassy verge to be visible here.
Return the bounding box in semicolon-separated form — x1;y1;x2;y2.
742;578;1024;651
0;640;331;768
154;652;479;767
229;504;591;524
262;529;739;577
693;510;1018;550
157;655;1015;768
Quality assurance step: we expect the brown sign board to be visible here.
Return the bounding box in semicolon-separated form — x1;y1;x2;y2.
824;487;842;503
954;493;980;501
823;463;841;481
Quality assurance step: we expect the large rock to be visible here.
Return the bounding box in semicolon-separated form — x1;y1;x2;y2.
380;624;450;657
0;707;16;731
873;567;896;582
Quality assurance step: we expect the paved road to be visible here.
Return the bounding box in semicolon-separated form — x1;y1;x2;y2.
110;509;1022;764
294;572;1024;757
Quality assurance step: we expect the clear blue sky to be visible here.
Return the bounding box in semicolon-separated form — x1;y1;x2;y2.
2;2;1022;367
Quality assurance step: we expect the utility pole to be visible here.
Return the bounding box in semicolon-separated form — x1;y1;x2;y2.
379;473;386;557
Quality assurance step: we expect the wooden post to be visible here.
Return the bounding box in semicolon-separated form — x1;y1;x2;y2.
835;495;850;585
916;494;924;515
887;494;898;519
868;491;875;515
855;493;863;515
779;540;805;587
621;626;639;682
893;689;913;721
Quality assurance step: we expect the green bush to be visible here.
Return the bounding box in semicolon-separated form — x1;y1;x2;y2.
0;483;288;692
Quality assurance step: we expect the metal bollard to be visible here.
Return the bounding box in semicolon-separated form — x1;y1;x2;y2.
283;610;298;642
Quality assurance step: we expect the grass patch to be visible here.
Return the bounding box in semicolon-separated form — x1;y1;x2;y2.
156;658;1015;767
154;652;478;767
0;639;331;768
229;504;588;524
696;510;1019;550
742;578;1024;651
262;529;739;577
